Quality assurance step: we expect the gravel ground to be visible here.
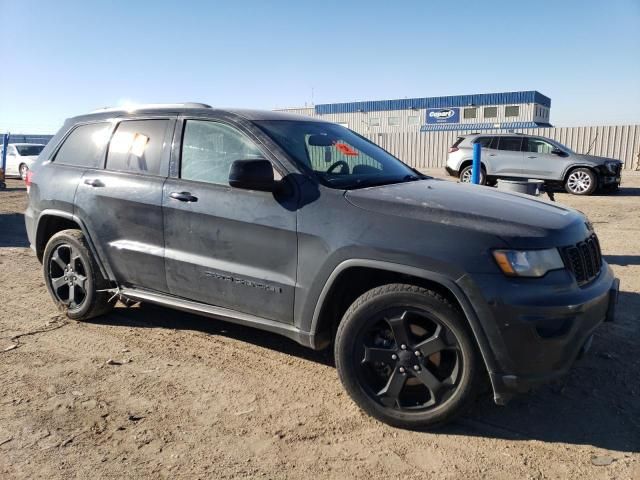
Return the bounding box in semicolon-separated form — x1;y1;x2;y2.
0;174;638;479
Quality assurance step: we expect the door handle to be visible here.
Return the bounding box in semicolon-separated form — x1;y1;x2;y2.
170;191;198;202
84;178;104;187
527;156;537;159
489;154;496;156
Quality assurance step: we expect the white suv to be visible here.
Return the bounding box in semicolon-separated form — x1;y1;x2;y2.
445;133;622;195
1;143;45;180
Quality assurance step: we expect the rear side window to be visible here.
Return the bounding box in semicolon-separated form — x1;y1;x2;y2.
54;122;111;168
497;137;523;151
106;119;170;175
451;137;465;148
473;137;494;148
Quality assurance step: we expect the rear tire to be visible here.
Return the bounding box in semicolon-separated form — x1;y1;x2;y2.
19;163;29;181
43;229;115;320
459;165;486;185
335;284;481;429
565;168;597;195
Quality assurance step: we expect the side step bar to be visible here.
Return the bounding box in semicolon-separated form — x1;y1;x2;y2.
120;288;314;348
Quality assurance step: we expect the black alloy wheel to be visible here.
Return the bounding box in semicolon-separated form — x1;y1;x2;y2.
48;243;89;310
357;308;461;410
43;229;115;320
335;284;481;429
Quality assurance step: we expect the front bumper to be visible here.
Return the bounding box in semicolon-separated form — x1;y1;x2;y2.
460;264;618;403
600;174;621;187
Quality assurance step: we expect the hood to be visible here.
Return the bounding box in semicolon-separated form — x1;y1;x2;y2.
345;179;589;246
574;154;621;165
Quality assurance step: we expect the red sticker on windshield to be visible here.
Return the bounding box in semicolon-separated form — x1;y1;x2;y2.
335;142;359;156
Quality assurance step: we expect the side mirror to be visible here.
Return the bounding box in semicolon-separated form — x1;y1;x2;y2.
551;148;564;156
228;159;277;192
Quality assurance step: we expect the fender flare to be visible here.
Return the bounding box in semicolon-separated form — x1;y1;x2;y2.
35;209;115;282
560;163;600;181
308;259;499;384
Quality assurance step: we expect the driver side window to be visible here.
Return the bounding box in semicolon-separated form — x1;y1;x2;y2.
527;139;555;154
181;120;265;185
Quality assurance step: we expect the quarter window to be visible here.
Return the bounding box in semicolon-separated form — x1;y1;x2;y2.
181;120;265;186
505;106;520;117
463;108;477;119
54;122;111;168
497;137;523;151
483;107;497;118
106;120;170;175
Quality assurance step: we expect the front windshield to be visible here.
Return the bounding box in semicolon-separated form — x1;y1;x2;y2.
256;120;422;189
16;145;45;156
545;138;574;154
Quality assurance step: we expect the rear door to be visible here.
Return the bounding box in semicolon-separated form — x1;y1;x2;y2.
74;117;175;291
493;136;524;177
162;117;298;323
522;137;564;179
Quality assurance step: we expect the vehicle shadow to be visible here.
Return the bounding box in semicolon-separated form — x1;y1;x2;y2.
90;290;640;453
593;186;640;197
604;254;640;266
89;303;335;367
0;213;30;247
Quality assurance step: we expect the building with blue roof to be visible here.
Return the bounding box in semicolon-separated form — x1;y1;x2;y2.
277;90;553;134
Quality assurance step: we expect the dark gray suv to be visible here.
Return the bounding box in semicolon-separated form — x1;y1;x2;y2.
25;104;619;428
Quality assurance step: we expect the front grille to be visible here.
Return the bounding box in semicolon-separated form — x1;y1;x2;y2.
563;234;602;286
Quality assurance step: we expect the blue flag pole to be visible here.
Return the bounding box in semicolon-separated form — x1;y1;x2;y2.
471;142;481;184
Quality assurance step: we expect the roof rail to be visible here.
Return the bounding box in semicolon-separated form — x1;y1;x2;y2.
90;102;212;113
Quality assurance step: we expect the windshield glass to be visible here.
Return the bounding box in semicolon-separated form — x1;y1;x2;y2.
15;145;45;156
546;138;574;154
256;121;422;189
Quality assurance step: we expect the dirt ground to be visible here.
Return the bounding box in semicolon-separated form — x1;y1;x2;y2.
1;172;638;480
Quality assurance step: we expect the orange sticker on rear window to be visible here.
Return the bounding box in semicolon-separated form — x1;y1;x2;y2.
335;143;359;156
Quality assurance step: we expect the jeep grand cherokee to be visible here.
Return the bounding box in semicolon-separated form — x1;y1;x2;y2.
25;104;619;428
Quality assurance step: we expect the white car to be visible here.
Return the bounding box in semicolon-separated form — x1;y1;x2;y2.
1;143;45;180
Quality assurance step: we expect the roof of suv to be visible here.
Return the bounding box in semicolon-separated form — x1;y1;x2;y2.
461;133;534;138
72;103;324;124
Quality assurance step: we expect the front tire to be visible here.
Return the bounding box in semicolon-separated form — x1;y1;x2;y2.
565;168;597;195
335;284;481;429
459;165;486;185
43;229;115;320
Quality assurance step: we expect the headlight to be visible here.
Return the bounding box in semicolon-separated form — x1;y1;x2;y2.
604;161;619;174
492;248;564;277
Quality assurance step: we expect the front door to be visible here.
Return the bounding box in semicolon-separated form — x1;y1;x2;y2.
162;118;298;323
522;137;565;179
492;136;524;177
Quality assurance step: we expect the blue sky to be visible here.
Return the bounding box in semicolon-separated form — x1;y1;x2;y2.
1;0;639;133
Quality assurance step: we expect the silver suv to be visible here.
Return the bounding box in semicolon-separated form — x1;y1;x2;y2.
445;133;622;195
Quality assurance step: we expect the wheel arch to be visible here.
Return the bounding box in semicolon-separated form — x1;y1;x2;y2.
35;210;113;281
308;260;499;388
562;164;598;182
459;159;487;173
